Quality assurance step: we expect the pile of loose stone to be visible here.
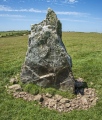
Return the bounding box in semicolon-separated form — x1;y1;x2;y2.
6;77;98;112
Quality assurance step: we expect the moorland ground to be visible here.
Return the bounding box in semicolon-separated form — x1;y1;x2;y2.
0;32;102;120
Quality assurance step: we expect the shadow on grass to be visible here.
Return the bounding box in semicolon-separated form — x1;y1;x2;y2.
74;80;88;95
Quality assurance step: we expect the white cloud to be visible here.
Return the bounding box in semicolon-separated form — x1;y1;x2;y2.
56;11;81;15
0;5;46;13
69;0;77;3
60;18;88;22
64;0;78;4
11;18;39;22
0;5;11;11
0;14;25;18
0;5;89;16
45;0;78;4
56;11;89;16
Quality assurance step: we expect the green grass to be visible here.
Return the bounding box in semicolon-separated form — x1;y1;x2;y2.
0;32;102;120
21;83;75;98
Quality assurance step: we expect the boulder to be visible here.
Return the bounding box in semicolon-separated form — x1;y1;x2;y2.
10;78;18;84
8;84;22;92
45;93;53;98
20;8;75;92
34;94;44;102
81;96;88;105
60;98;69;104
54;94;63;101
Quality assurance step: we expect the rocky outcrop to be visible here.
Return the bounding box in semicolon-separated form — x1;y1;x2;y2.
20;8;74;92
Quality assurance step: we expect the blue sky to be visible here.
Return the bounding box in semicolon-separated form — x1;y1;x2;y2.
0;0;102;32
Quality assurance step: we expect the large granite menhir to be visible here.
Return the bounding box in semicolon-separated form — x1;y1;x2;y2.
21;8;75;92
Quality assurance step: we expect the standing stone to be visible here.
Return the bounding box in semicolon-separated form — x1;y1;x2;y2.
20;8;75;92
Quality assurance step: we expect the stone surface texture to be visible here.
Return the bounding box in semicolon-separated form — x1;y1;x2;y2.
20;8;74;91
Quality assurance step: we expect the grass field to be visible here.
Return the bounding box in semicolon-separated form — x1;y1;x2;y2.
0;32;102;120
0;30;29;37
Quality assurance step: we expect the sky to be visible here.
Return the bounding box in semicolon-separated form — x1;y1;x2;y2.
0;0;102;32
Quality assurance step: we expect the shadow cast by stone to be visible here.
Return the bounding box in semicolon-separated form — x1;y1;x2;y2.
75;80;88;95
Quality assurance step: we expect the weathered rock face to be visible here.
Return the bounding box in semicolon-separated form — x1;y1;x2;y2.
21;8;75;92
